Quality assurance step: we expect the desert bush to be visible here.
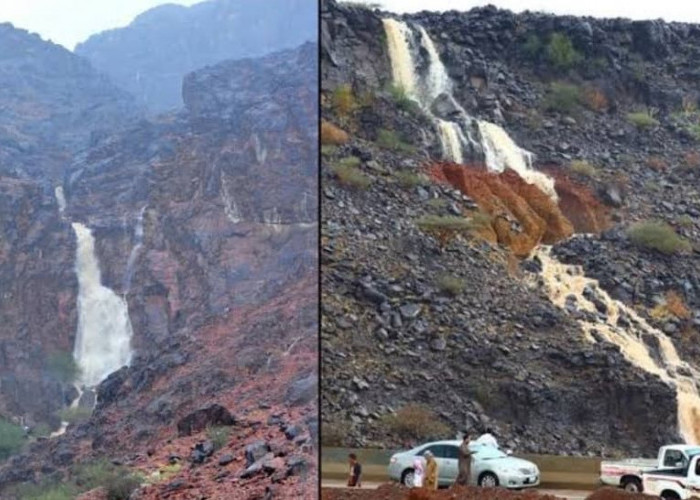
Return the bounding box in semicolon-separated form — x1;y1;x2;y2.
30;422;52;438
683;150;700;168
57;406;92;424
687;124;700;142
583;87;608;112
646;156;667;172
74;460;142;500
376;129;415;153
627;111;659;129
570;160;597;177
206;425;231;451
381;404;451;442
436;274;465;296
321;120;349;145
0;418;25;460
651;290;692;320
546;33;582;71
543;82;581;113
389;84;419;113
677;215;695;228
627;221;692;255
523;34;542;58
394;170;427;187
47;351;81;384
416;215;473;232
12;481;79;500
331;157;371;189
321;145;337;156
332;84;355;116
427;198;448;209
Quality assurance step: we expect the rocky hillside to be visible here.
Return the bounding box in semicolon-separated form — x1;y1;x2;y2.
321;0;700;457
0;23;142;180
75;0;317;112
0;33;317;500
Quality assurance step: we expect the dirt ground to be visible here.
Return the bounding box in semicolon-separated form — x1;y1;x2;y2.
321;485;660;500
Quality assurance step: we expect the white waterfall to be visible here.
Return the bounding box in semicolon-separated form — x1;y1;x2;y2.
382;18;557;201
72;222;133;387
123;206;146;293
534;245;700;443
54;186;66;214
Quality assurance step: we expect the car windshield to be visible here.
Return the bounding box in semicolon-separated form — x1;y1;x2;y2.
687;448;700;458
472;445;507;459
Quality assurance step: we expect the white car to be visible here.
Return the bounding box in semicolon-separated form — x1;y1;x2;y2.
388;440;540;489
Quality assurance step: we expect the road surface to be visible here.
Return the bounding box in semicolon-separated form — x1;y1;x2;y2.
321;480;591;499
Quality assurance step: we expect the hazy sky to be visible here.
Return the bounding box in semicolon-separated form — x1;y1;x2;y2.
378;0;700;21
0;0;203;51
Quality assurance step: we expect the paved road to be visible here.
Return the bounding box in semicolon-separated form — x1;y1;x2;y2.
321;480;590;499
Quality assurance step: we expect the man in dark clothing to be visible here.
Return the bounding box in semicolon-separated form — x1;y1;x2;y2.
347;453;362;487
455;432;473;486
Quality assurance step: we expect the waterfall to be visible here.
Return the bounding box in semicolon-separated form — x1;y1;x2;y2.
123;206;147;293
54;186;66;214
534;244;700;443
72;222;133;387
381;18;557;201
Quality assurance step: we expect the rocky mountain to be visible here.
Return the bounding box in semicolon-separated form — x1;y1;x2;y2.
321;0;700;457
0;23;142;180
75;0;318;113
1;29;317;500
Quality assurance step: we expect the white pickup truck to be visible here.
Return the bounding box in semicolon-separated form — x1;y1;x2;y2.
642;451;700;499
600;444;700;492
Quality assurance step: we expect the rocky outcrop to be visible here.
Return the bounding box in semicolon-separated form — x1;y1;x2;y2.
75;0;317;112
0;23;142;180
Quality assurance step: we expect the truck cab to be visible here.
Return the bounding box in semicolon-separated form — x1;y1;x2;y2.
643;452;700;499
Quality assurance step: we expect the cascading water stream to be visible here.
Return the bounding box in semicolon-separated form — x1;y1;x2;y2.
123;206;147;294
533;245;700;443
72;222;134;388
54;186;66;215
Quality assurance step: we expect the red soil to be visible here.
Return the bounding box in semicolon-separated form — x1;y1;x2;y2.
427;162;607;256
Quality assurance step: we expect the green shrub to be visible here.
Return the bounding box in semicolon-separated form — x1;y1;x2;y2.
376;129;415;153
206;425;231;451
627;111;659;129
394;170;427;187
677;215;695;228
436;275;465;296
523;34;542;58
0;418;26;460
416;215;473;232
57;406;92;424
47;351;81;384
331;158;371;189
388;84;419;113
627;221;692;255
381;404;451;442
547;33;582;71
332;84;355;116
427;198;448;209
74;460;142;500
30;422;52;438
570;160;598;178
12;481;79;500
543;82;581;113
687;123;700;141
321;145;337;156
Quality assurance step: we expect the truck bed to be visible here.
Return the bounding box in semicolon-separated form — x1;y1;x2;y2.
602;458;658;468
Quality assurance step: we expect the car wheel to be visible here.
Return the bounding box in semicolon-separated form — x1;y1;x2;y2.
621;477;642;493
401;469;415;487
479;472;499;488
661;491;680;500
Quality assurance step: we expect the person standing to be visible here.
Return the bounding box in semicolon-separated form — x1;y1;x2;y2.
347;453;362;487
455;432;473;486
412;455;425;487
424;450;439;490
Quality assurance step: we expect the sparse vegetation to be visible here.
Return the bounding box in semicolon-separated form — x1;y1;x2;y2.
12;481;79;500
47;351;81;384
583;87;608;112
332;84;355;116
206;425;231;451
30;422;52;438
389;84;419;113
157;462;182;481
683;150;700;169
677;215;695;229
0;418;26;460
376;128;415;153
321;145;337;156
427;198;448;209
416;215;473;232
650;290;692;320
543;82;581;113
436;274;465;296
646;156;667;172
74;460;142;500
523;34;542;58
56;406;92;424
570;160;598;178
331;157;371;189
546;33;582;71
687;123;700;142
394;170;427;187
381;404;451;442
627;221;692;255
321;120;349;145
627;111;659;129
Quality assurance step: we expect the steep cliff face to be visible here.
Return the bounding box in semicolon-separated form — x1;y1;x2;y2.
321;0;699;456
0;23;142;180
0;36;318;498
75;0;317;112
